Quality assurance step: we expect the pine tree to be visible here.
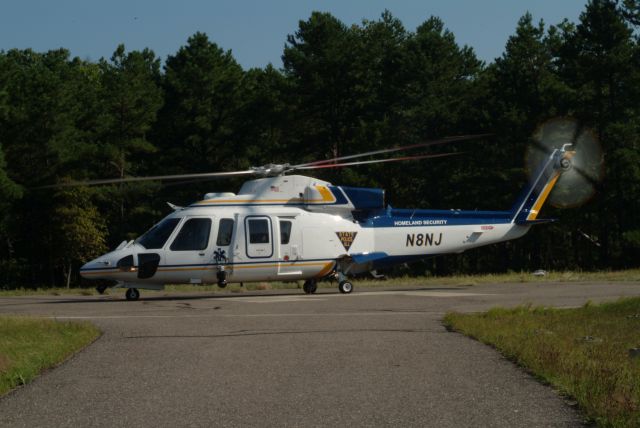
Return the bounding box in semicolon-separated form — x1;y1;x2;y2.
93;45;164;244
50;187;107;287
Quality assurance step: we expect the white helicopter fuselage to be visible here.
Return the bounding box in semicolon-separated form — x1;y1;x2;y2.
81;145;566;298
81;203;530;287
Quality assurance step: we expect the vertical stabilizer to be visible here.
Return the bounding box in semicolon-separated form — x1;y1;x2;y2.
511;147;569;224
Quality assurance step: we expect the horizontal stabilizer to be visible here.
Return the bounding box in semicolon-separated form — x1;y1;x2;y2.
515;218;557;225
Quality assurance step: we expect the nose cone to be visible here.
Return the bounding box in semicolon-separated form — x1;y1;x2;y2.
80;255;114;280
79;260;93;279
79;258;98;279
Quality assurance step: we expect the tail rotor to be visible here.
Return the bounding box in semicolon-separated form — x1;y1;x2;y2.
526;117;604;208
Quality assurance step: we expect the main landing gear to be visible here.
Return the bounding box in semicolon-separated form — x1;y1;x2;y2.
125;288;140;301
303;278;352;294
337;269;353;294
338;281;353;294
303;279;317;294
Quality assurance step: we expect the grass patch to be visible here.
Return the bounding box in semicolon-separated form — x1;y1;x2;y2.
1;269;639;297
444;298;640;427
0;316;100;396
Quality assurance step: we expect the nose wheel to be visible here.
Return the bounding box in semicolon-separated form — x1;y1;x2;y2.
125;288;140;301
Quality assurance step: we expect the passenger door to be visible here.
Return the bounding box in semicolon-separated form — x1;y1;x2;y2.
245;216;273;258
239;215;278;280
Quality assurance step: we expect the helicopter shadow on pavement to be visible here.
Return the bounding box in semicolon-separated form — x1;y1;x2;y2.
37;291;306;305
36;286;468;305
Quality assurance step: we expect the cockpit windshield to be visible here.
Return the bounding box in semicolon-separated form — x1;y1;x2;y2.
135;218;181;249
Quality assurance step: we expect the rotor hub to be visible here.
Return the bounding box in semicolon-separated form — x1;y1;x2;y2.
251;163;291;177
559;157;572;171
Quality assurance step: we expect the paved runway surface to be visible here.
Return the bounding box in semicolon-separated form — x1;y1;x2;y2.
1;281;639;427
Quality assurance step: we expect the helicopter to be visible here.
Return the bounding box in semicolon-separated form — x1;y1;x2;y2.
75;118;602;300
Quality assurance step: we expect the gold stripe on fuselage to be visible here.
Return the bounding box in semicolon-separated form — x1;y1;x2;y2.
230;261;330;270
82;261;334;275
314;262;336;278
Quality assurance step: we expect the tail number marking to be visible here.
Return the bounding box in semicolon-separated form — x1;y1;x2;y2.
406;233;443;247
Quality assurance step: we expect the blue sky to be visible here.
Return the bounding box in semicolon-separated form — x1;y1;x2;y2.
1;0;588;69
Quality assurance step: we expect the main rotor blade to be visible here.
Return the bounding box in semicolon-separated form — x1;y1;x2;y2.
38;169;256;188
37;134;485;189
291;134;490;169
296;152;463;170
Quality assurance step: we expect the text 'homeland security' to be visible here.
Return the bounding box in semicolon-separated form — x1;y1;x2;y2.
393;219;447;226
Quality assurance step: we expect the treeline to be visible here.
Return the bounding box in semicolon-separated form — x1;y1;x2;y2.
1;0;639;288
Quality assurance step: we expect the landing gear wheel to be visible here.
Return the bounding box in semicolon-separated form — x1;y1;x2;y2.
303;280;317;294
339;281;353;294
216;270;227;288
125;288;140;301
96;284;108;295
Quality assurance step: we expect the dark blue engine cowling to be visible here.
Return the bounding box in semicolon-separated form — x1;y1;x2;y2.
339;186;385;210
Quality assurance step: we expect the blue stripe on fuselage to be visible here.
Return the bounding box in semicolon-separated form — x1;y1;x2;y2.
360;208;513;228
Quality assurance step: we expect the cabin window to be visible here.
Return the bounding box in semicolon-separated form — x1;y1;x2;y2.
136;218;180;249
170;218;212;251
280;220;292;245
248;219;270;244
216;219;234;246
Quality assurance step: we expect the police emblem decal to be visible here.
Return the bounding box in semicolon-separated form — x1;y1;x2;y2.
336;232;357;251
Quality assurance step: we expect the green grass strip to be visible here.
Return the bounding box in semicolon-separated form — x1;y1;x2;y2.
444;298;640;428
0;316;100;396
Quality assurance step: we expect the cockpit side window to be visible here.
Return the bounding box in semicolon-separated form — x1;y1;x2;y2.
170;218;212;251
216;219;234;246
136;218;180;249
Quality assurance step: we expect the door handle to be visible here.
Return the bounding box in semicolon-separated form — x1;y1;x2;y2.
198;252;205;256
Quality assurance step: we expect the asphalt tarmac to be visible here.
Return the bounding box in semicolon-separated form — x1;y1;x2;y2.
1;281;639;427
